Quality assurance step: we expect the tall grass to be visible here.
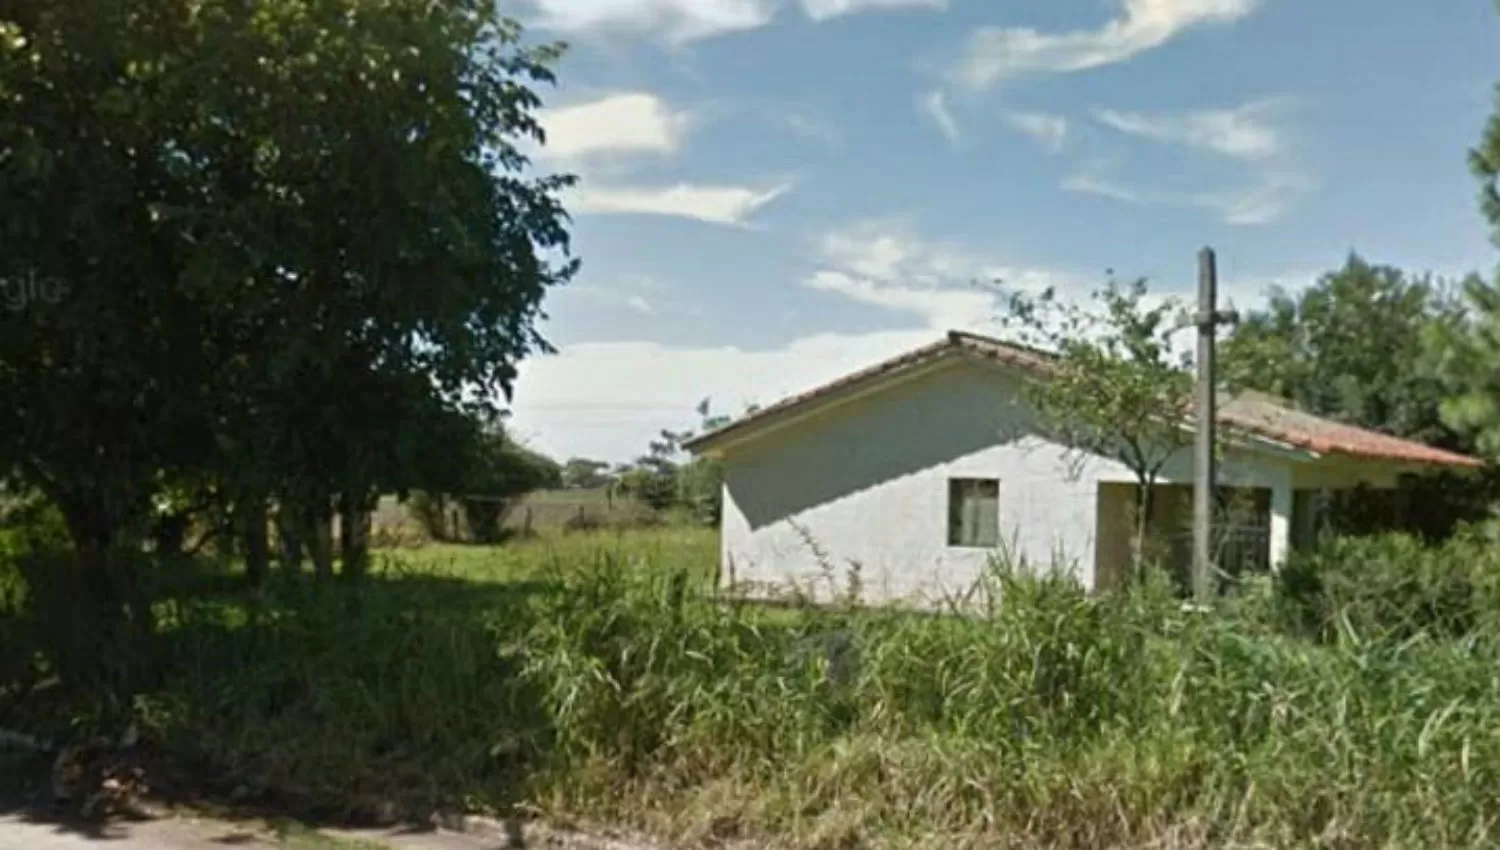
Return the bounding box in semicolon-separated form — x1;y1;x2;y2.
514;550;1500;849
5;527;1500;848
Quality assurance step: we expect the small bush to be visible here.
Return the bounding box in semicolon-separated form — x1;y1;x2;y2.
561;508;603;533
406;491;457;542
1276;532;1500;642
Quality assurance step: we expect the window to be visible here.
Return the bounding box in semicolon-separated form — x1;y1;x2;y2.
948;478;1000;548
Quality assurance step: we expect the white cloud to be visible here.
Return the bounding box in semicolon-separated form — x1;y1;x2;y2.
921;90;961;144
509;330;945;461
569;182;791;226
524;0;774;43
783;112;842;145
524;0;944;42
1070;99;1312;224
1063;169;1314;226
508;278;1287;462
801;0;946;21
807;271;998;329
541;94;790;227
1194;171;1317;226
818;220;1010;285
1004;111;1069;152
1095;100;1285;160
952;0;1260;89
1062;173;1144;204
810;220;1083;329
539;93;690;162
568;285;660;315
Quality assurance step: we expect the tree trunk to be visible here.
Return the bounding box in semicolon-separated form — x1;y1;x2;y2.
304;496;334;580
1130;478;1157;580
151;511;189;558
48;497;152;697
338;489;373;580
241;497;270;586
275;501;304;574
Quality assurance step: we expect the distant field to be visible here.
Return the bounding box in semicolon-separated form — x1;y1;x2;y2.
506;486;655;531
371;487;659;541
374;525;719;587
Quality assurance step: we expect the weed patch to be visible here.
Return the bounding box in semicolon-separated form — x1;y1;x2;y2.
5;528;1500;848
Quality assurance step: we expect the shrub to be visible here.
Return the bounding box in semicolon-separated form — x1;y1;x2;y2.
0;489;70;555
405;491;456;542
1276;532;1500;642
616;468;677;512
561;509;603;533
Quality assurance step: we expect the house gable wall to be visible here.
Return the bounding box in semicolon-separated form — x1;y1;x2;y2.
717;358;1306;606
720;361;1102;605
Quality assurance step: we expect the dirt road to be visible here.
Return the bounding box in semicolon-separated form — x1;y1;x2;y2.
0;811;659;850
0;812;283;850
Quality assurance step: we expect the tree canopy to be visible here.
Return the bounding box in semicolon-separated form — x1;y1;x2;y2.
1223;255;1467;448
0;0;575;576
1223;256;1492;539
1002;278;1194;573
1431;80;1500;461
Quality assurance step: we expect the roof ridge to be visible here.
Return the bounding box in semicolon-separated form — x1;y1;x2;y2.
945;328;1059;363
687;331;1483;469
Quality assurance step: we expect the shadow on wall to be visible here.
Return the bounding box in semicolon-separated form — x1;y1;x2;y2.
728;367;1034;531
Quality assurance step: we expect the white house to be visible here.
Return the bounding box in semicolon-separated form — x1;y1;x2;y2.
683;331;1483;606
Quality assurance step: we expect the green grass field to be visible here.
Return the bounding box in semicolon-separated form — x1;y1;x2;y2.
369;526;719;588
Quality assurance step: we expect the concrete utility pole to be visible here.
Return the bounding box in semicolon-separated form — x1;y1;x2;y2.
1193;247;1238;601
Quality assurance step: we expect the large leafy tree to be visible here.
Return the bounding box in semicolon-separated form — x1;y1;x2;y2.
0;1;574;584
457;430;561;544
1225;257;1488;539
561;458;613;491
1433;59;1500;468
1223;256;1465;447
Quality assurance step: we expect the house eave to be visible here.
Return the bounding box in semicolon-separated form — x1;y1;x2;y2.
686;350;968;459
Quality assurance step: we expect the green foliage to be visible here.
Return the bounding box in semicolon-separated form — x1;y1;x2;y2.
1433;279;1500;457
1428;52;1500;465
561;458;613;490
460;435;561;544
1005;278;1193;481
405;492;456;543
1003;278;1193;573
407;430;561;543
1224;255;1465;446
1473;44;1500;245
615;466;679;512
0;0;575;572
0;488;69;557
1275;531;1500;643
609;401;735;524
5;529;1500;847
1225;255;1491;538
676;457;724;527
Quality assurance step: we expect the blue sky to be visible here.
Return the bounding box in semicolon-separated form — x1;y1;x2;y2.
506;0;1500;462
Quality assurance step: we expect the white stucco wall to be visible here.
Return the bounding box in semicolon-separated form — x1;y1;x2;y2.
718;361;1094;607
715;357;1303;607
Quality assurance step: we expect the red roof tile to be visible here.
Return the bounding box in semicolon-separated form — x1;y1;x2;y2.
1220;391;1482;468
685;332;1485;469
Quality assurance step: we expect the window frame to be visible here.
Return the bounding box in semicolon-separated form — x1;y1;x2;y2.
947;477;1001;549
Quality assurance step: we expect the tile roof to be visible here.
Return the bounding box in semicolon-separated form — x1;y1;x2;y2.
685;331;1485;469
1220;391;1482;468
